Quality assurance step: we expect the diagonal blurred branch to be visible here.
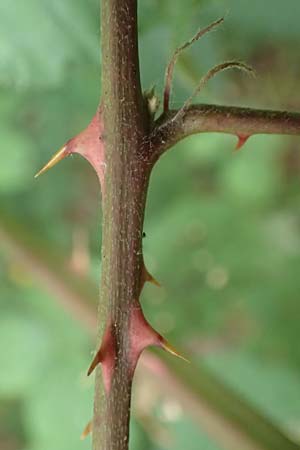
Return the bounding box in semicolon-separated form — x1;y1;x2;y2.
0;215;97;331
0;214;299;450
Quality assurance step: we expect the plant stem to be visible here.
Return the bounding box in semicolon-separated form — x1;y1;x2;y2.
92;2;300;449
153;104;300;154
93;1;150;449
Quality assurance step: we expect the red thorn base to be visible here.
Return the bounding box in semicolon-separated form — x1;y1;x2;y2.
235;134;250;151
87;322;116;394
35;107;106;194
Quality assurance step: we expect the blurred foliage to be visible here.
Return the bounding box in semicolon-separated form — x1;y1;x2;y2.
1;0;300;449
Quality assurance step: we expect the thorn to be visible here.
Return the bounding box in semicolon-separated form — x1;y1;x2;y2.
87;323;115;393
87;350;102;376
34;145;68;178
161;339;190;363
80;420;92;440
145;269;161;287
235;135;250;151
140;264;161;293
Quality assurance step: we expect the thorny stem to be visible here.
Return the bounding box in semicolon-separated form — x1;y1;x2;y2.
151;104;300;155
92;1;150;450
91;2;300;450
32;0;300;448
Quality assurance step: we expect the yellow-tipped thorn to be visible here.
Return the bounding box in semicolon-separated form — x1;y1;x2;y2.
80;420;92;440
34;146;68;178
87;351;101;376
161;339;190;363
147;272;161;287
144;266;161;287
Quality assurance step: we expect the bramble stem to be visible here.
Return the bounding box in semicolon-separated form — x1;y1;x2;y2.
92;1;150;450
93;1;300;449
151;104;300;155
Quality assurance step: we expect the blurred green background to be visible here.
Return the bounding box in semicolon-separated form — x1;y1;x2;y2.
1;0;300;449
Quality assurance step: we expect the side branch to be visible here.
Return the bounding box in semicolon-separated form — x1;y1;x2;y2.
152;104;300;155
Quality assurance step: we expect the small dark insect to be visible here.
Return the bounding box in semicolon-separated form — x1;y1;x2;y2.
142;232;146;238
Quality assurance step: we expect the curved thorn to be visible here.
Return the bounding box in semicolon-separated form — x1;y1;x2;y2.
34;146;68;178
235;134;250;151
80;420;92;440
161;339;190;363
